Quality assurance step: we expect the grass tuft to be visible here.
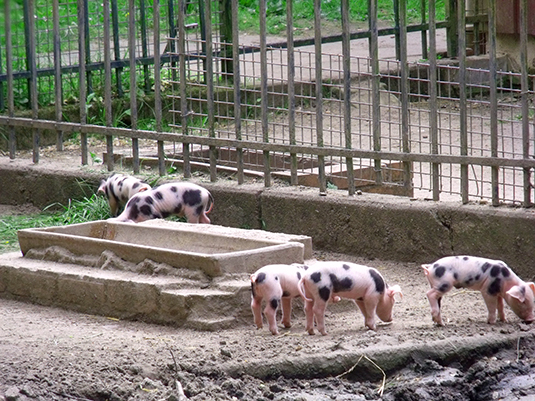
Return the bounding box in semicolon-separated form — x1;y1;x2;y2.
0;194;112;254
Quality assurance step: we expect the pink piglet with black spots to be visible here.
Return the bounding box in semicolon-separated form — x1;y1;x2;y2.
299;261;402;335
98;173;151;217
422;255;535;326
250;263;340;335
111;182;214;224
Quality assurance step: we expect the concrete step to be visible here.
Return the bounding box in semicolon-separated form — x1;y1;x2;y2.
0;252;253;331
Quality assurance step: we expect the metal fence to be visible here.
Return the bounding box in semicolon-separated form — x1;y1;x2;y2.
1;0;535;206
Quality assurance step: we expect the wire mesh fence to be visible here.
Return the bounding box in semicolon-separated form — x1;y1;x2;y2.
1;0;535;206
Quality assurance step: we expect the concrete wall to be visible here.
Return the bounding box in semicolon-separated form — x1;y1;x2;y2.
1;164;535;280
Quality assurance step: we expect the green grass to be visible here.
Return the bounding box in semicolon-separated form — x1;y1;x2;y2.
239;0;446;34
0;194;112;254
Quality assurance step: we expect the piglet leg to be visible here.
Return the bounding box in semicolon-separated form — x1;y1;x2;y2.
263;298;280;335
312;301;328;336
251;296;263;329
481;293;499;324
281;297;293;328
426;288;444;326
305;299;315;335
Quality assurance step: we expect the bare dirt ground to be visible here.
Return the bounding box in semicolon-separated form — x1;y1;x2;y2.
1;199;534;401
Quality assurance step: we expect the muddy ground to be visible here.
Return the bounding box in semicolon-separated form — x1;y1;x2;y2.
1;202;534;401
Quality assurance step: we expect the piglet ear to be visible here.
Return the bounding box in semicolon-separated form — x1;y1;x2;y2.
389;285;403;300
506;285;526;303
527;283;535;296
421;264;431;276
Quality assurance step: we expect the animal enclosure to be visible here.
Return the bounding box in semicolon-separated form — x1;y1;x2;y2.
1;0;535;205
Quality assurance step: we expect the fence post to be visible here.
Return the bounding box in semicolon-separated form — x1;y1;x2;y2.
53;0;64;151
128;0;140;174
520;0;531;207
178;0;191;178
315;0;326;194
260;0;271;187
5;0;16;159
398;0;411;195
342;0;355;195
446;0;459;57
369;0;383;186
220;0;233;83
204;0;218;183
28;0;40;164
429;0;440;201
104;0;115;171
78;0;88;165
111;0;124;97
287;0;298;186
488;0;499;205
153;0;166;177
231;0;244;184
140;0;151;94
457;0;468;204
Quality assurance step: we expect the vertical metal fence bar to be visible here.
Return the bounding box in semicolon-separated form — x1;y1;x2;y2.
104;0;115;172
53;0;63;151
260;0;271;187
369;0;382;186
205;0;217;182
28;0;40;164
83;0;92;94
488;0;499;206
199;0;208;84
0;32;3;112
5;0;16;159
78;0;88;165
393;0;400;61
167;0;177;83
473;0;480;56
178;0;191;178
287;0;298;186
446;0;458;57
520;0;531;207
232;0;244;184
128;0;140;174
139;0;150;93
458;0;468;204
111;0;124;97
154;0;166;176
398;0;411;193
429;0;440;201
315;0;326;194
420;0;428;60
341;0;355;195
23;0;32;110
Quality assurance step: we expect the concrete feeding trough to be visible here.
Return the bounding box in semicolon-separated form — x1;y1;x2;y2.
17;220;311;277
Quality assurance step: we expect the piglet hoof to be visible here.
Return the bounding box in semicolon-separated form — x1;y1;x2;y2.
320;331;328;336
270;329;280;335
282;321;292;329
307;328;315;335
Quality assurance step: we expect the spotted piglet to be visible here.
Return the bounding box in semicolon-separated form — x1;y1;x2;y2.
299;261;402;334
112;182;214;224
98;173;151;217
422;255;535;326
250;264;311;335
